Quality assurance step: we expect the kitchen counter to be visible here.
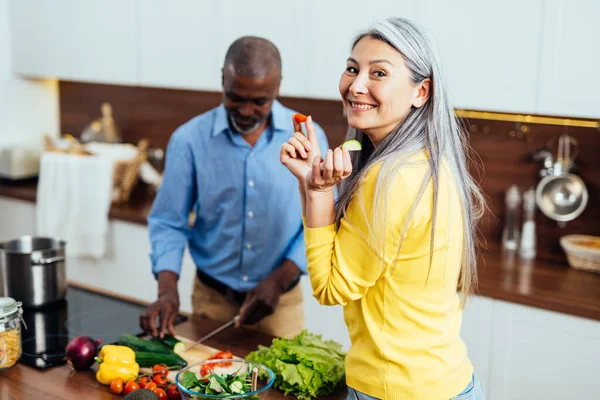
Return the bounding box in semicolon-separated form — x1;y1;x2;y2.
1;179;600;322
0;316;347;400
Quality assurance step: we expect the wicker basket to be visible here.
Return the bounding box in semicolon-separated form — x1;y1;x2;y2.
560;235;600;274
43;135;149;204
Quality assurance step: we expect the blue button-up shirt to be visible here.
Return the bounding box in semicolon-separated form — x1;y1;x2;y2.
148;100;330;292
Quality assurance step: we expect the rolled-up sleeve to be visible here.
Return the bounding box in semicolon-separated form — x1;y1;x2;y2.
148;128;197;278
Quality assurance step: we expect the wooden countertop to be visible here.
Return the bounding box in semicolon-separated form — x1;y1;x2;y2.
0;316;346;399
1;179;599;322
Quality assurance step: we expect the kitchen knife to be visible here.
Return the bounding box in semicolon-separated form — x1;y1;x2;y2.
184;316;238;352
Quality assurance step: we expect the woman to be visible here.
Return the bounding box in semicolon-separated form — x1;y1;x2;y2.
280;17;486;400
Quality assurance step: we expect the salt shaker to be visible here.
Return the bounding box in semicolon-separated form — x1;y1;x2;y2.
519;187;537;260
502;185;521;251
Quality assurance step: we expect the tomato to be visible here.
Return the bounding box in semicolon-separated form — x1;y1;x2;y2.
166;384;180;400
152;372;168;386
200;364;213;377
144;381;157;391
138;376;150;389
209;350;233;367
153;363;168;378
293;113;307;123
124;380;140;395
109;377;124;395
153;388;168;400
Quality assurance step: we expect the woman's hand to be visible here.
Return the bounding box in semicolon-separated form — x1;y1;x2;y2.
280;115;322;183
307;146;352;192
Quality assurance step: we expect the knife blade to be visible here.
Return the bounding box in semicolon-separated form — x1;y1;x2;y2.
184;316;238;352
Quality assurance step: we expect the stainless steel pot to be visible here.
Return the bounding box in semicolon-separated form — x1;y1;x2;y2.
0;236;66;308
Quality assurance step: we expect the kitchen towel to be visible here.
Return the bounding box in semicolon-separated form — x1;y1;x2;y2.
36;151;115;260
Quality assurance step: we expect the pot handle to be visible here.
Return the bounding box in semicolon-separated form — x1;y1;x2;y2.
31;256;65;266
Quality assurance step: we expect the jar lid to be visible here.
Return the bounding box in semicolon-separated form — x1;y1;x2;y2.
0;297;21;318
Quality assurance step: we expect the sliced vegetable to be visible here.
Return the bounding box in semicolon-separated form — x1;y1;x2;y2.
180;370;257;397
151;335;185;354
341;139;362;151
118;334;172;354
293;113;307;123
207;350;234;367
134;351;188;368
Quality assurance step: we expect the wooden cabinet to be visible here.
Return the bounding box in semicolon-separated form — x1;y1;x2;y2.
9;0;137;84
537;0;600;118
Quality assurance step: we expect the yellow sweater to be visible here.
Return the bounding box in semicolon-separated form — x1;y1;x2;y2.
304;152;472;400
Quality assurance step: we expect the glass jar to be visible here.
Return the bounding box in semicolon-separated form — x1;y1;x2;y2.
0;297;23;371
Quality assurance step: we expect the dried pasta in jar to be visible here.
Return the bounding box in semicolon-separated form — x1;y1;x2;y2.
0;328;21;370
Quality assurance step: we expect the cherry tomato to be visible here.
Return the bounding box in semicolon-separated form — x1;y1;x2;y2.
153;388;168;400
138;376;150;389
109;377;124;395
153;372;168;386
209;350;233;367
124;380;140;395
167;384;180;400
153;363;168;378
293;113;307;123
200;364;213;378
144;381;157;391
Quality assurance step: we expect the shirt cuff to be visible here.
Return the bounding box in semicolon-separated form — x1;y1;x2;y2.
151;249;184;279
303;223;337;245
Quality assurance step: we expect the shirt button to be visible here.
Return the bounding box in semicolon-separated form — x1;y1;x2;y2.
245;243;252;249
242;275;249;281
247;211;254;218
248;180;255;187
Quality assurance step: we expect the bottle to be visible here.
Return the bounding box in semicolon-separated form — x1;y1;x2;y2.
80;102;121;144
0;297;24;371
519;187;537;260
502;185;521;251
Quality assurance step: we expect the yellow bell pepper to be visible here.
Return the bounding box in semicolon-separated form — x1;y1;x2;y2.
95;345;139;385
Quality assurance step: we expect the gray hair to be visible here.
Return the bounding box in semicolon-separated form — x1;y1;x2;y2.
335;17;485;305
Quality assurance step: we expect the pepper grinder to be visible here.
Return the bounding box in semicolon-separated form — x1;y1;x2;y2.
519;187;537;260
502;185;521;251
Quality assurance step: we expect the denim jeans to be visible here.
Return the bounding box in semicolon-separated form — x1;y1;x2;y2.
346;374;485;400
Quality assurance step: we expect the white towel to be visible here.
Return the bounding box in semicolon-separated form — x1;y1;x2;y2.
36;152;115;260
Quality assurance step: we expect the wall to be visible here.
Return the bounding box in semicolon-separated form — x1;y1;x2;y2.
0;0;58;146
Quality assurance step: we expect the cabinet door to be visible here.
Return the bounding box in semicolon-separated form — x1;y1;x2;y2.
9;0;137;84
306;0;422;100
537;0;600;118
0;198;36;241
423;0;543;113
460;295;494;393
138;0;222;91
490;300;600;400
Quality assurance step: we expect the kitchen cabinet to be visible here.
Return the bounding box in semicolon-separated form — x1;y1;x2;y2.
0;197;35;242
138;0;222;91
9;0;137;84
422;0;543;113
537;0;600;118
489;300;600;400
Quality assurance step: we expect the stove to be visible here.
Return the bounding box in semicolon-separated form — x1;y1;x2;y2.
19;285;187;369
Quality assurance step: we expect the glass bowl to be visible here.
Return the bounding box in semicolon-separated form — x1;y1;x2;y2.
175;358;275;399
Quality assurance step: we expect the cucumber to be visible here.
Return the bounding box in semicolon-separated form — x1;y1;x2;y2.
151;335;186;354
134;351;188;368
118;334;171;354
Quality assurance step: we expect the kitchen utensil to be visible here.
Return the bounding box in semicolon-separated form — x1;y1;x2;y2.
0;236;66;308
535;134;588;225
184;316;238;352
175;359;275;399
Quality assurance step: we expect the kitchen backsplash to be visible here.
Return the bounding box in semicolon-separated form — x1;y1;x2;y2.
58;81;599;263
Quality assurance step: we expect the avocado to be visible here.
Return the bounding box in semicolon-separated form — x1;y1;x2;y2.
122;389;159;400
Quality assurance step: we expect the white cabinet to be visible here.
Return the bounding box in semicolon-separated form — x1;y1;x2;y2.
489;300;600;400
138;0;222;91
537;0;600;118
306;0;422;100
9;0;137;84
423;0;543;113
461;295;495;393
0;197;36;242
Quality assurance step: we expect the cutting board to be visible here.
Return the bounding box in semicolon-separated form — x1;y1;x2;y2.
140;335;241;382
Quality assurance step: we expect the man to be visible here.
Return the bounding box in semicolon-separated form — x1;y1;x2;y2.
140;36;329;339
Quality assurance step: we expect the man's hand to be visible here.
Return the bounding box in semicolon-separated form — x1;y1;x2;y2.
236;260;301;327
139;271;180;338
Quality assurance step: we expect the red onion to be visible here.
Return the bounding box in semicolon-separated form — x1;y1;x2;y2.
65;336;102;370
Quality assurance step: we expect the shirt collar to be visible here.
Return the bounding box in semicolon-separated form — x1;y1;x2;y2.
211;100;288;137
